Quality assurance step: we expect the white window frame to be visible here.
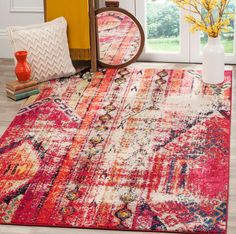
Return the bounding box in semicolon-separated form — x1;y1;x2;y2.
135;0;236;64
135;0;190;63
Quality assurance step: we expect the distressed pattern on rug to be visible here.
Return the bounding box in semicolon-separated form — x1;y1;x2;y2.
0;68;231;233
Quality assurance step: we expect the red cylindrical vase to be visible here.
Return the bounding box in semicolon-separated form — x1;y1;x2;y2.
14;51;31;83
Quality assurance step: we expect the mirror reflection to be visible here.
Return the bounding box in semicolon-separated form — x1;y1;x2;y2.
96;10;143;67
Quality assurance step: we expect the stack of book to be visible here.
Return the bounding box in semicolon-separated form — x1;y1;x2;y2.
6;80;39;101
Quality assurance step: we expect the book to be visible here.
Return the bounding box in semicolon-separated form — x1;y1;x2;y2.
6;85;39;95
7;89;40;101
6;80;37;92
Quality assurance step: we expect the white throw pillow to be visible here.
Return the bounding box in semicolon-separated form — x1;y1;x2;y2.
7;17;76;83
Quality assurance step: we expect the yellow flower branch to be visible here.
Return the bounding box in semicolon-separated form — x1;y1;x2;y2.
172;0;235;37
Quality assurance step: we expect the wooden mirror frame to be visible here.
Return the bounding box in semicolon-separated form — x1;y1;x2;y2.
89;0;98;72
95;6;145;69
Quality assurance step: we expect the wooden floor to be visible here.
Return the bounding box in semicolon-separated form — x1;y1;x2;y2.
0;59;235;234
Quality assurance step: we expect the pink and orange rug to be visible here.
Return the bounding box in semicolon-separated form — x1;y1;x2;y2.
0;68;232;233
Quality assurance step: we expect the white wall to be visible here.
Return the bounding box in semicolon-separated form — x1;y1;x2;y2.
0;0;44;58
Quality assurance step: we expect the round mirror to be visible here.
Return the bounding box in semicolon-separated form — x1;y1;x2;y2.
95;7;145;68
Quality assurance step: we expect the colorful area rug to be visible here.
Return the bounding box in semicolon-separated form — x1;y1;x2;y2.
0;68;232;233
97;11;141;65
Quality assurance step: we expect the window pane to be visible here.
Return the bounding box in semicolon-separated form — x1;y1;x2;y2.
201;2;235;54
146;0;180;53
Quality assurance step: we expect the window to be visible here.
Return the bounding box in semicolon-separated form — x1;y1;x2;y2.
136;0;236;64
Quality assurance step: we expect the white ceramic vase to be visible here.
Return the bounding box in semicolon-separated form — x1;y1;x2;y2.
202;36;225;84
